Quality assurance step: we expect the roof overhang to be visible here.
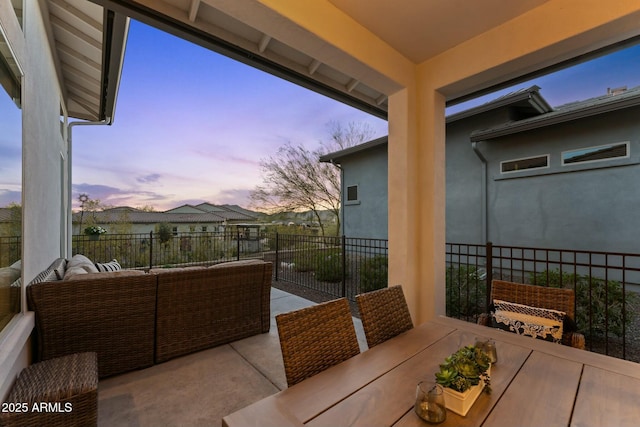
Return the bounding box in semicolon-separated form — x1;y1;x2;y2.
46;0;129;121
320;136;387;164
471;87;640;141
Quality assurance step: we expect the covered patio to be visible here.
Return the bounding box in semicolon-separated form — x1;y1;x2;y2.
2;0;640;422
97;287;367;426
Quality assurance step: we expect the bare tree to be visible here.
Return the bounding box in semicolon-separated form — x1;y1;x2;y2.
251;121;376;236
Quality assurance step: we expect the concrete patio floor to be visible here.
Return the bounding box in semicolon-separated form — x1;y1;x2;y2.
97;287;367;427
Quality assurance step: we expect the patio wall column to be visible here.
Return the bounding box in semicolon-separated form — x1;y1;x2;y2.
388;82;446;324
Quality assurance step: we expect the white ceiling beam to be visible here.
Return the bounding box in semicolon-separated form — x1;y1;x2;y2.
308;59;321;75
258;34;271;53
188;0;201;22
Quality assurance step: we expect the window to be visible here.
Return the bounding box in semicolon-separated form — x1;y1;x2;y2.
347;185;358;201
562;142;629;166
0;25;22;332
172;226;178;236
501;155;549;173
201;226;207;232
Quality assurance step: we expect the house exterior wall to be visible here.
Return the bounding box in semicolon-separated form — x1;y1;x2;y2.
0;1;66;400
340;143;388;239
478;106;640;253
445;109;514;244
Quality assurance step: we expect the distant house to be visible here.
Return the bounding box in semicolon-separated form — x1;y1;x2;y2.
319;137;388;239
72;203;259;235
324;86;640;253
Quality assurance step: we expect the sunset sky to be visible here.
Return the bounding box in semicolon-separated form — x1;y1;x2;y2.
1;20;640;211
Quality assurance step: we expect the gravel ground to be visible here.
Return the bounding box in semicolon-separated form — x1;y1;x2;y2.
273;280;640;363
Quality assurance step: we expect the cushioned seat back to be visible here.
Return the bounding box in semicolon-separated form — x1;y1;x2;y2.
490;280;575;320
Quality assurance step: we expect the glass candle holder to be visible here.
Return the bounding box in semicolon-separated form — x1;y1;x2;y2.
415;381;446;424
475;338;498;364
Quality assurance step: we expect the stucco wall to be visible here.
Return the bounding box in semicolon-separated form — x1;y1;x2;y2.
341;143;388;239
479;107;640;253
0;1;66;400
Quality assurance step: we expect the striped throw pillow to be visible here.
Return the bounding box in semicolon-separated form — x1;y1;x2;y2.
95;259;121;272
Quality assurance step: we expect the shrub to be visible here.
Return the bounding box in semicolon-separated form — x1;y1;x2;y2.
315;249;344;283
359;255;388;293
446;265;487;319
529;269;638;337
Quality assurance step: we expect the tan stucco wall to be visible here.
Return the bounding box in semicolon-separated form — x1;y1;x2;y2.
0;1;66;400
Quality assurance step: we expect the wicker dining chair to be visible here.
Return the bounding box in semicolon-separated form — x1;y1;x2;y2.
356;285;414;348
478;279;585;349
276;298;360;387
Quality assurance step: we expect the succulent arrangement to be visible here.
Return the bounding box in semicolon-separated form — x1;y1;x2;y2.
435;345;491;393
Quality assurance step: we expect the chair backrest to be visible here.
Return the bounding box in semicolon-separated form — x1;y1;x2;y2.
356;285;414;348
276;298;360;387
490;279;576;320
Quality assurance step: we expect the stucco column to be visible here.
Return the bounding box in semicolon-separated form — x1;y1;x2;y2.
388;81;446;325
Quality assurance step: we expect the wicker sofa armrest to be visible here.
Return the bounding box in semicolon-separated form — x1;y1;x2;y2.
27;273;157;378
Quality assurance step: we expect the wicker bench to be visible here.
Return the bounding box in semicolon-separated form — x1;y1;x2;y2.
0;352;98;427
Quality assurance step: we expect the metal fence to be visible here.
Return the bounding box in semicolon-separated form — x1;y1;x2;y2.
0;235;20;268
446;242;640;362
266;233;389;300
2;232;638;361
68;232;389;300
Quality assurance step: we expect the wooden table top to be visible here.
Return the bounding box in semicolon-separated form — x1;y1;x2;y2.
222;316;640;427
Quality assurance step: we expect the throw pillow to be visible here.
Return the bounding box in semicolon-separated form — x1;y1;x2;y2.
492;299;565;343
67;254;99;274
63;266;89;280
95;259;121;272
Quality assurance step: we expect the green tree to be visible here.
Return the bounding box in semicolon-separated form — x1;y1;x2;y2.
156;222;173;245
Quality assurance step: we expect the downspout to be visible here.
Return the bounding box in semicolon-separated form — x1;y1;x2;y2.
471;141;488;243
66;117;112;257
329;160;344;236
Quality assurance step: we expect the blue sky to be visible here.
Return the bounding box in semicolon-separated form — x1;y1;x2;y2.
1;20;640;210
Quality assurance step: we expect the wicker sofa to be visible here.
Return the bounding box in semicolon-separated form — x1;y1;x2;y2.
27;257;272;378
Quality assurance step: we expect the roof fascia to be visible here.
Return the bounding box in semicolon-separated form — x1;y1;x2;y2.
446;85;550;123
319;136;388;163
471;93;640;141
100;8;129;121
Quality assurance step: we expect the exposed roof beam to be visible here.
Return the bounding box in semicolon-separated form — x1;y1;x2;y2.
50;14;102;50
188;0;200;23
50;0;103;31
375;94;387;106
58;41;101;71
61;63;101;87
308;59;321;75
258;34;271;53
346;78;359;93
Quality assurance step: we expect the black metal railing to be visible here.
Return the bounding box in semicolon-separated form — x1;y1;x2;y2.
446;242;640;362
0;235;20;268
71;230;266;269
2;232;638;361
267;233;388;300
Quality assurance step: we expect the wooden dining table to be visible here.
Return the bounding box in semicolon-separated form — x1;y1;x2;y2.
222;316;640;427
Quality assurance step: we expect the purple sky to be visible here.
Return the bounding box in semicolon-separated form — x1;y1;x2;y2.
68;20;388;211
1;20;640;211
